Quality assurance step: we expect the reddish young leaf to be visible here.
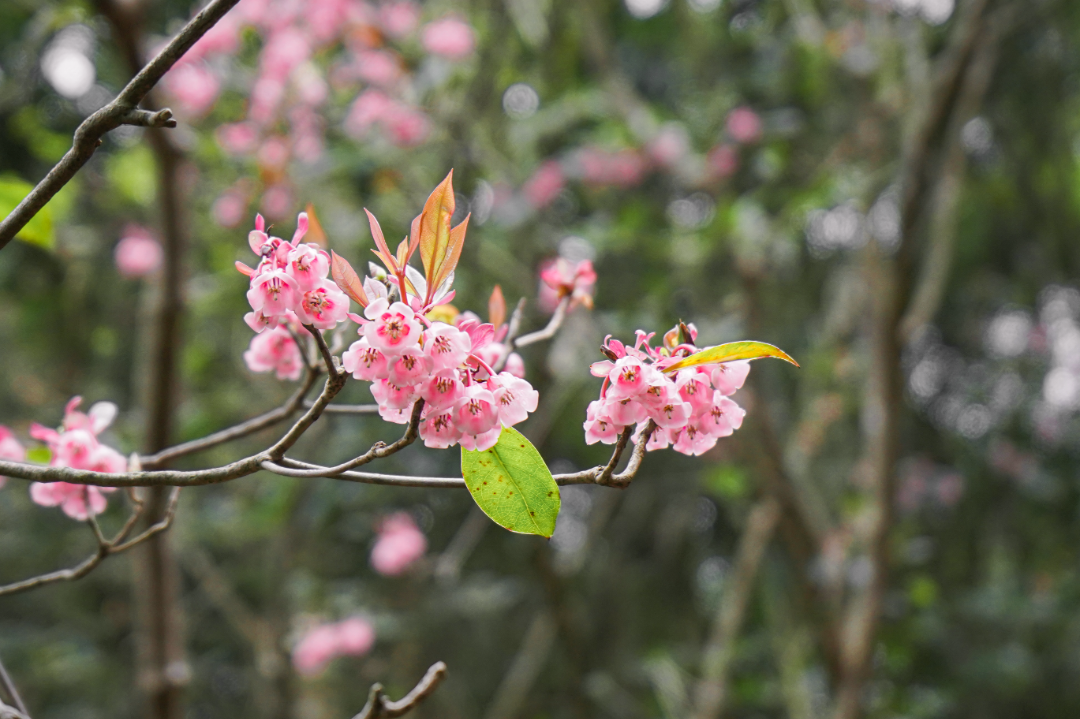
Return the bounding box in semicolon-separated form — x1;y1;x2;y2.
330;250;368;307
418;170;456;283
489;285;506;329
432;214;469;293
235;261;255;277
304;203;328;247
365;208;397;273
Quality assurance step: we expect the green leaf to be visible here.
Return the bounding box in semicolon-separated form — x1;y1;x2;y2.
25;446;52;465
0;176;54;249
461;427;561;537
663;341;799;373
105;145;157;207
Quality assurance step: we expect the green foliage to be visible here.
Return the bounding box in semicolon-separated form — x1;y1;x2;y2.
104;145;157;207
0;176;53;249
461;427;560;537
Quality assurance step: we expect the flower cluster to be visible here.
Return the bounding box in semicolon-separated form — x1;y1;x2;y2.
27;397;125;519
539;256;597;312
292;616;375;676
341;279;538;451
585;325;748;457
237;212;348;378
370;512;427;576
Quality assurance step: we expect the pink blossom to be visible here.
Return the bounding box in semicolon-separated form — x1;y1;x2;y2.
490;373;538;427
420;410;461;448
584;401;620;445
422;370;464;409
115;227;163;278
371;380;419;412
421;17;476;59
213;189;248;228
248;269;300;319
260;27;312;81
363;299;422;355
707;144;739;179
387;347;432;387
504;352;526;378
539;257;597;311
356;50;403;87
292;616;376;676
163;62;220;117
30;483;116;521
0;426;26;487
380;1;421;38
345;90;394;137
523;161;565;209
250;75;286;125
383;105;431;147
243;326;304;380
726;106;762;144
675;370;714;414
710;361;750;396
261;184;295;219
606;357;650;400
672;422;717;456
342;338;390;381
370;512;427;575
455;385;500;441
217;122;260;155
647;123;690;169
296;281;350;329
424;323;471;371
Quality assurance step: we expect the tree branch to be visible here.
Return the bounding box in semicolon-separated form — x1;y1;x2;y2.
512;296;570;348
0;658;29;719
351;662;448;719
0;0;244;250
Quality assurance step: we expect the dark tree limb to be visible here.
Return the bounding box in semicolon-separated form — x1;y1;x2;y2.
0;0;243;250
352;662;448;719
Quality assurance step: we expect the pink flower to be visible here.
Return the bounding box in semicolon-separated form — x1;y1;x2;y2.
424;323;471;371
699;394;743;437
356;50;403;87
115;227;163;278
163;62;220;117
371;380;418;411
606;357;651;401
455;385;500;441
243;326;304;381
248;269;300;319
675;370;714;414
363;299;422;355
371;512;427;575
213;189;248;228
710;361;750;396
292;624;340;675
706;144;739;179
342;338;389;381
345;90;394;137
420;410;461;448
0;426;26;487
30;483;116;521
523;161;565;209
296;281;350;329
336;617;376;655
539;257;597;311
261;184;295;220
383;105;430;147
504;352;526;378
490;373;538;427
646;123;690;169
380;1;420;38
387;347;432;387
260;27;312;81
216;122;260;155
672;422;717;456
584;401;620;445
422;369;464;409
726;106;762;144
421;17;476;59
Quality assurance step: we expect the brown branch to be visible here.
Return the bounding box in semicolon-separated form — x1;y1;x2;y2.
351;662;448;719
141;369;319;468
513;296;570;348
0;488;181;597
0;0;243;250
304;324;340;378
690;498;781;719
312;403;379;414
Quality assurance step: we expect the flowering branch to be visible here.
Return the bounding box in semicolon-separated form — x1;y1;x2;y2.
0;487;180;597
0;0;244;250
352;662;448;719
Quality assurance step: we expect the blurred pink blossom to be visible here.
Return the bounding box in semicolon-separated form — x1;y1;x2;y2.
726;106;762;144
383;105;430;147
421;17;476;59
258;136;291;172
115;226;163;278
380;1;421;38
578;147;647;188
163;62;220;118
523;160;565;209
250;75;287;125
539;257;597;312
356;50;403;87
243;325;304;380
260;27;312;81
706;144;739;179
345;89;394;137
187;14;242;60
213;189;248;228
370;512;427;575
647;123;690;169
0;425;26;488
216;122;260;156
261;184;295;220
292;616;376;676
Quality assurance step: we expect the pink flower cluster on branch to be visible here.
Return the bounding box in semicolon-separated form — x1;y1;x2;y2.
292;616;376;675
25;398;125;519
370;512;426;575
586;325;748;457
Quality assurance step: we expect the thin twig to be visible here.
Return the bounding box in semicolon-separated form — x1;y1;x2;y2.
351;662;448;719
513;296;570;348
0;658;29;719
0;0;243;250
311;403;379;414
305;324;339;378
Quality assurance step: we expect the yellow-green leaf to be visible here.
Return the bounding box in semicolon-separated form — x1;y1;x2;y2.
662;341;799;373
461;427;561;537
419;170;455;285
0;176;54;250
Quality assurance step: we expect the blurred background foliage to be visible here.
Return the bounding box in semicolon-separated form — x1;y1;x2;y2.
3;0;1080;717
